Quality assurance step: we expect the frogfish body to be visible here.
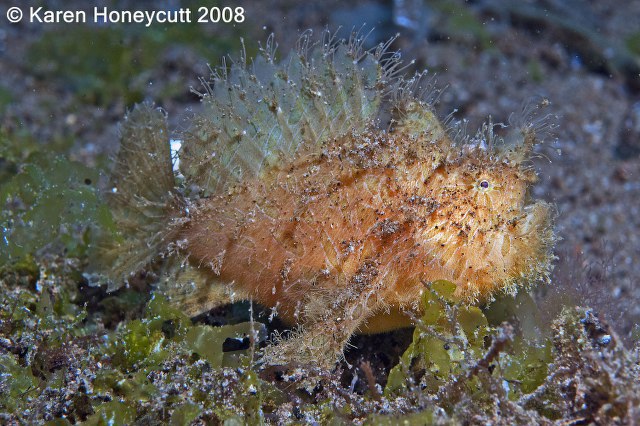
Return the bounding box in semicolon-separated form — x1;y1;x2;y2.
100;30;555;365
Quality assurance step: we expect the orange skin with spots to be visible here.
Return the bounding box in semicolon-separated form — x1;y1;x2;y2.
101;74;555;365
182;127;553;335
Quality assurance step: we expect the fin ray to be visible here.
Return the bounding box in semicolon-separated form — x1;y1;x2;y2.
156;259;248;317
97;104;184;289
180;29;398;195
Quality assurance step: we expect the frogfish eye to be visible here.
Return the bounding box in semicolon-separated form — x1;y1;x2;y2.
479;180;490;189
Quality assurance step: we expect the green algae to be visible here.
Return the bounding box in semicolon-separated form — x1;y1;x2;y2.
27;21;246;107
365;410;435;426
0;85;12;114
110;319;167;372
185;323;255;369
1;268;271;423
2;259;639;424
28;25;158;106
169;402;200;426
85;295;271;421
626;31;640;56
383;280;560;421
0;352;39;413
0;129;41;186
385;280;492;396
0;267;91;420
431;0;494;50
102;294;262;373
0;153;114;267
83;401;136;426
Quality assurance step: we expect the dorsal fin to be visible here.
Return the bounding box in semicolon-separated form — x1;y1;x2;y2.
179;29;401;195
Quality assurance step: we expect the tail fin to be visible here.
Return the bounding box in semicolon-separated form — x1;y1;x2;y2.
98;103;185;289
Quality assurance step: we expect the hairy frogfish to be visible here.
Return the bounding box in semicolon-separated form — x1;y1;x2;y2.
99;30;555;365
